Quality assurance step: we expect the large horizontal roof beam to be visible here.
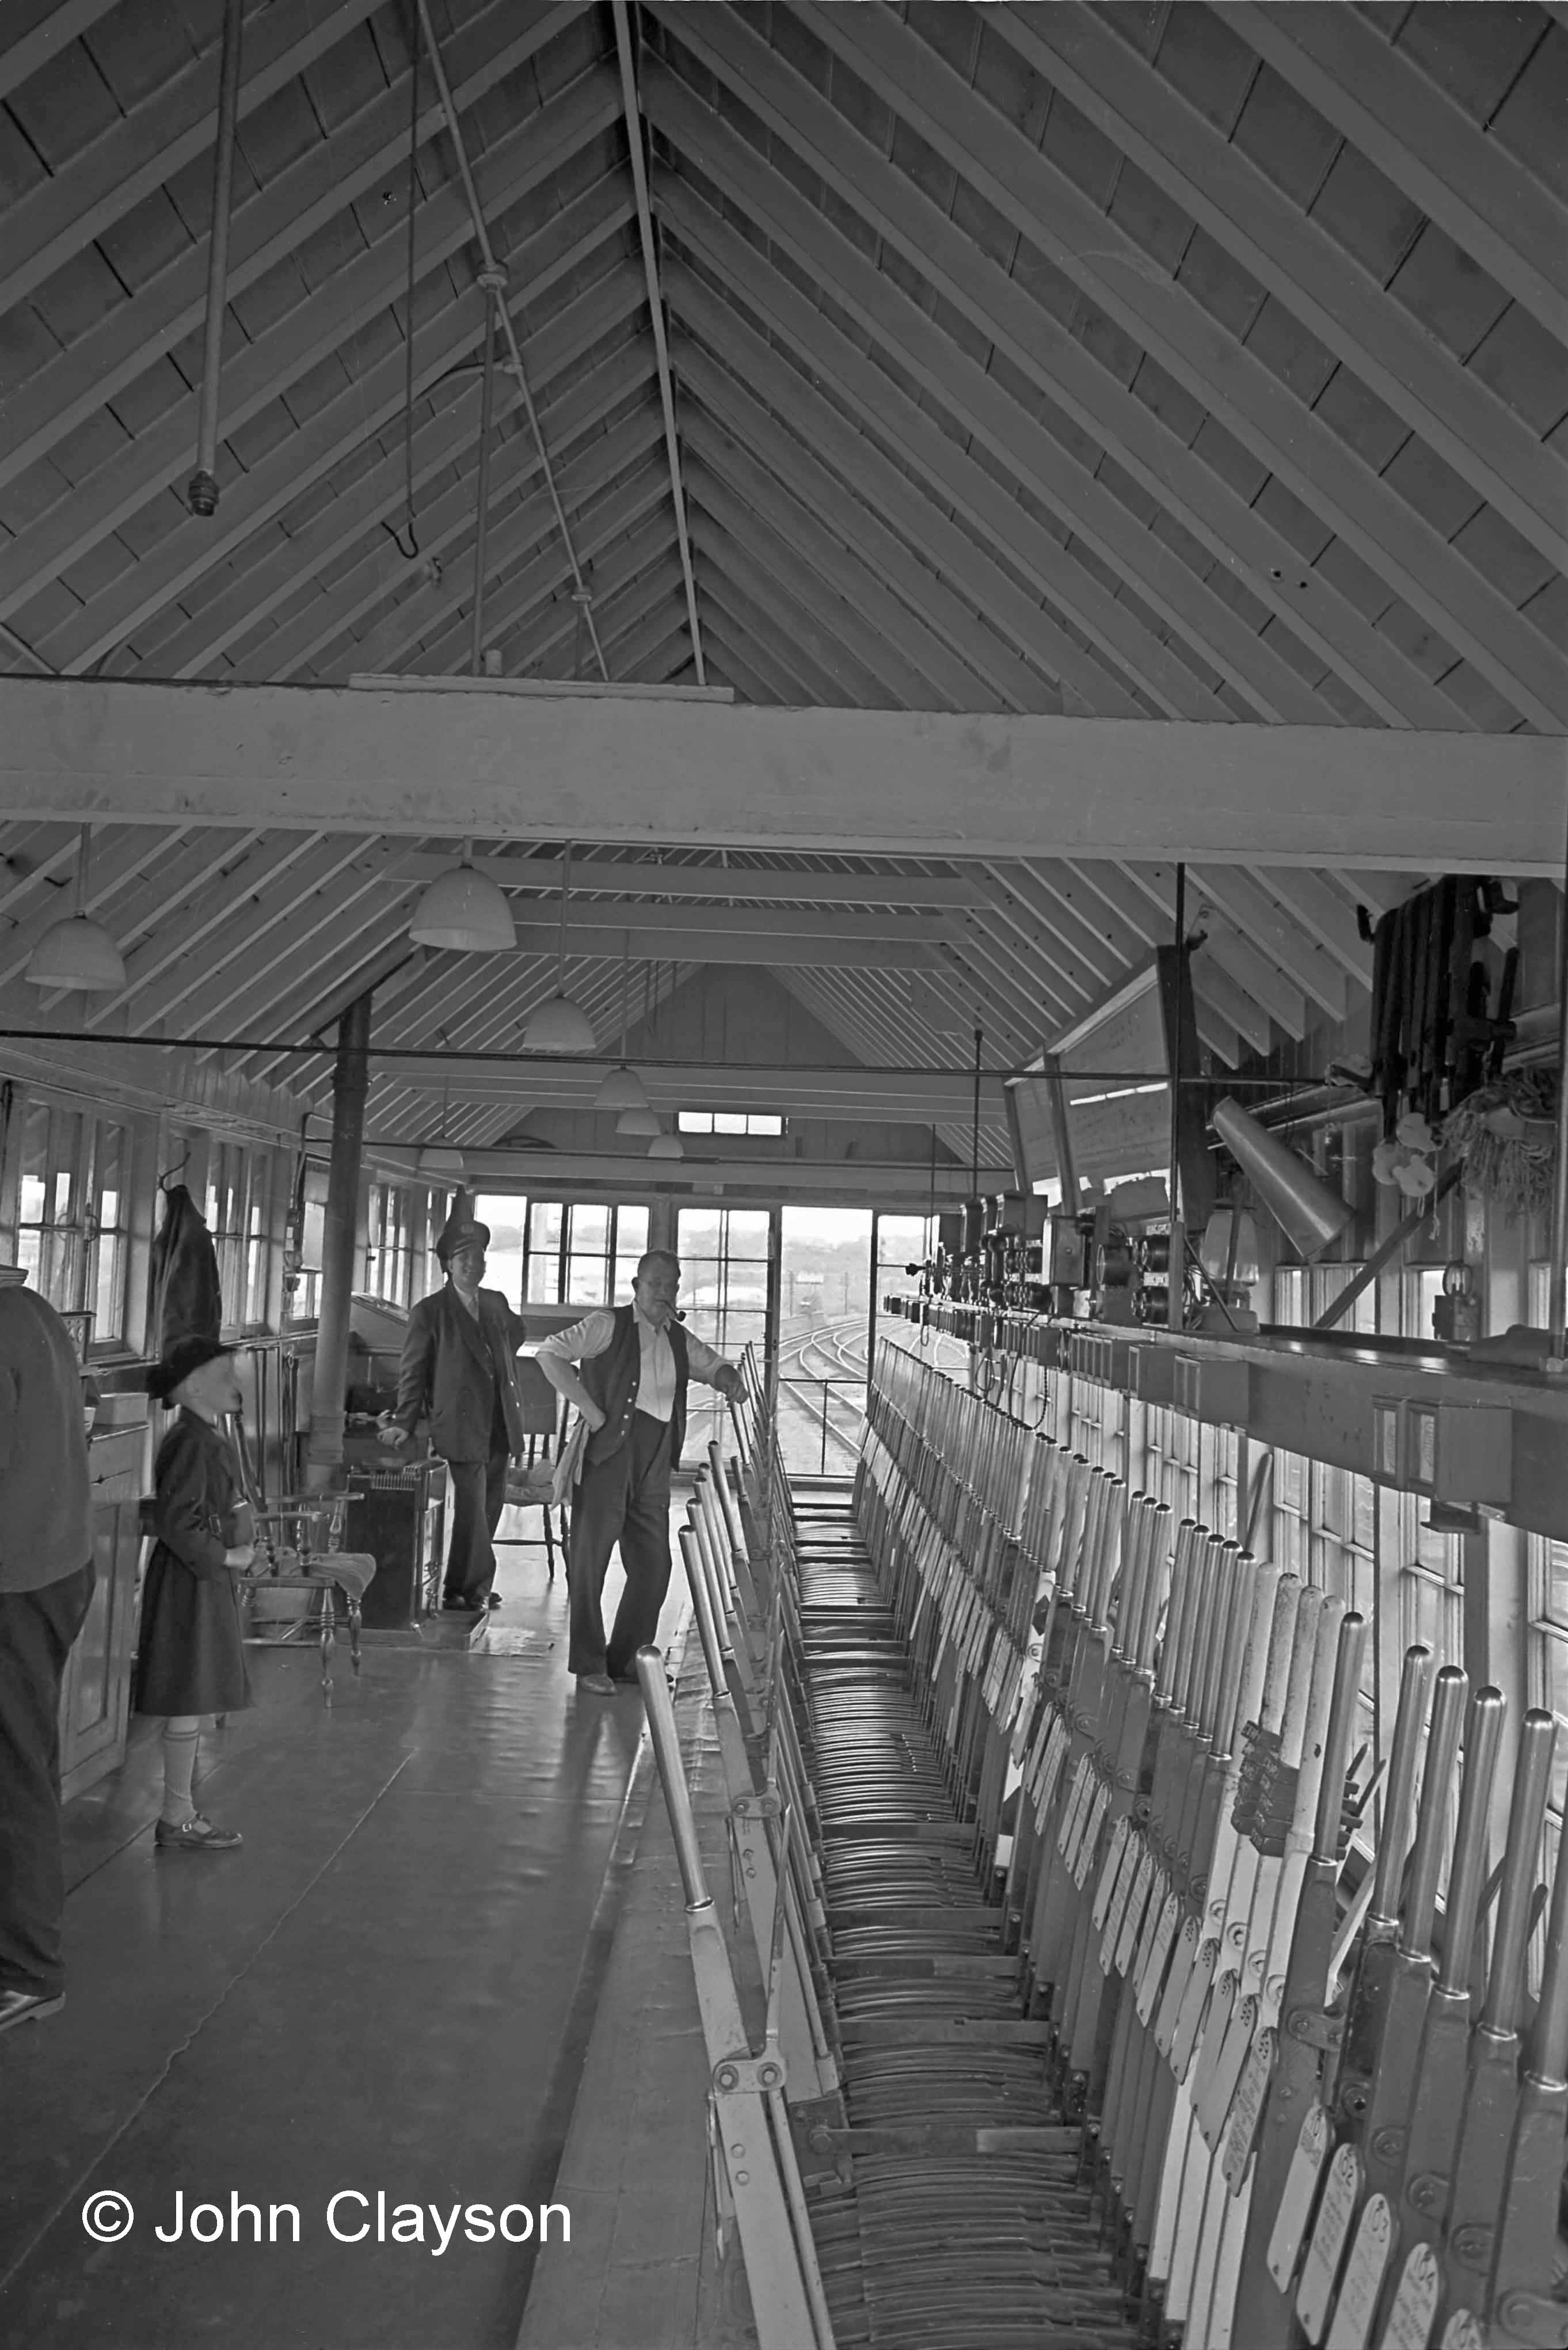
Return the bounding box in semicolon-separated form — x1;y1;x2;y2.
383;1061;1007;1116
391;853;994;907
3;680;1561;870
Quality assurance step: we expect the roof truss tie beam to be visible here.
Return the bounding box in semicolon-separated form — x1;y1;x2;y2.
612;0;705;686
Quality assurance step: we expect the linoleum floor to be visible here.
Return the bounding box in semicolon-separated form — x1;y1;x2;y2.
0;1511;684;2350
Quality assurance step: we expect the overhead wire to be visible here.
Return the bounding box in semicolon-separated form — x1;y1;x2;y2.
413;0;607;679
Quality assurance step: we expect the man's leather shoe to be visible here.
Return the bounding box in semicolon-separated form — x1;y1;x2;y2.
0;1986;65;2036
486;1593;503;1609
442;1595;481;1613
575;1672;617;1695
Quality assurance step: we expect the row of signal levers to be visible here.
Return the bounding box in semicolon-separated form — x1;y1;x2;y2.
638;1344;1568;2350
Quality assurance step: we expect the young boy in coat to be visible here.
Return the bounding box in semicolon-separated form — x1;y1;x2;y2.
138;1336;255;1852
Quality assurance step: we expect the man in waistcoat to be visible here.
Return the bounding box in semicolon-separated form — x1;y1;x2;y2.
535;1250;743;1694
380;1191;531;1613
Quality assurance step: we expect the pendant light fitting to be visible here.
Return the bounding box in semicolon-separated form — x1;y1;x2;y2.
648;1133;684;1159
523;841;596;1054
616;1106;660;1138
409;838;516;952
26;827;127;993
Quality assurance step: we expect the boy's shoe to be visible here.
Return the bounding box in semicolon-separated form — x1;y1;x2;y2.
155;1814;243;1852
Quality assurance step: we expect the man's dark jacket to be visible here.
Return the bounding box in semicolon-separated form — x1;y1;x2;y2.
393;1287;531;1462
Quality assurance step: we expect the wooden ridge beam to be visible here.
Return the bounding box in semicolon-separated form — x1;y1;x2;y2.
5;679;1561;870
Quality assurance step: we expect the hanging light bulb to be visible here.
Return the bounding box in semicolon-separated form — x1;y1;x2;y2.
595;929;648;1108
648;1132;684;1159
409;839;515;951
523;841;596;1053
616;1105;660;1138
26;827;127;992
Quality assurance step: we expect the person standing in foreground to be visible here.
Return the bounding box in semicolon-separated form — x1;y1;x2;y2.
0;1263;94;2036
380;1191;531;1613
138;1337;254;1853
535;1250;743;1695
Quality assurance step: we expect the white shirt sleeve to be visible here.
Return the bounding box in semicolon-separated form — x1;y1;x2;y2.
682;1327;732;1385
534;1310;617;1366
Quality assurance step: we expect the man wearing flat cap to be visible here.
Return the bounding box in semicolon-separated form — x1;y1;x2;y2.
380;1191;531;1613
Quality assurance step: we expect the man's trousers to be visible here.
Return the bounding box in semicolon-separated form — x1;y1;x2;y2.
566;1413;673;1679
0;1562;94;1997
442;1451;509;1604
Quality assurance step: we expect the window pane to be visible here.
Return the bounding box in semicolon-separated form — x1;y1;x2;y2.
530;1201;565;1253
570;1204;609;1255
18;1101;49;1226
714;1111;747;1135
568;1253;607;1306
90;1119;130;1342
676;1111;713;1134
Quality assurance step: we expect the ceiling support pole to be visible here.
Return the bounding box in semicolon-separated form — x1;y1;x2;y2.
413;0;607;679
469;271;501;675
187;0;243;517
305;988;372;1487
611;0;705;686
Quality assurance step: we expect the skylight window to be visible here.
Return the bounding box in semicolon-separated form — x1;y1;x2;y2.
678;1110;785;1138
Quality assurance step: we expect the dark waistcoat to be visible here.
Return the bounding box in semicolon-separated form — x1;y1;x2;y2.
580;1303;690;1473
